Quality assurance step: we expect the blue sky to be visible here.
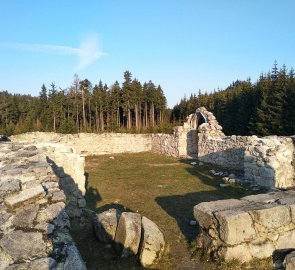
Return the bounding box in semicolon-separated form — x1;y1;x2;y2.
0;0;294;107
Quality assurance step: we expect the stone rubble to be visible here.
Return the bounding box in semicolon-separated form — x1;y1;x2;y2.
0;141;86;270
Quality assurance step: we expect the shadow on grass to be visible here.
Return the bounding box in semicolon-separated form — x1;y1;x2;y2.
77;172;143;270
156;161;256;243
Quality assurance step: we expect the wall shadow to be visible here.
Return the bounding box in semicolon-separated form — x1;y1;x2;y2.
186;130;197;158
45;156;87;269
156;155;265;244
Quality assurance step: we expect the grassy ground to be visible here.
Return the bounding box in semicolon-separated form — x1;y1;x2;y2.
71;152;273;270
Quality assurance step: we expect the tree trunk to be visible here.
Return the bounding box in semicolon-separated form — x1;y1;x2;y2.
135;103;138;130
127;100;131;129
100;105;104;131
138;102;142;129
150;102;154;127
76;104;79;132
117;105;120;128
88;97;91;131
144;102;148;128
95;105;99;133
82;88;86;130
53;115;56;132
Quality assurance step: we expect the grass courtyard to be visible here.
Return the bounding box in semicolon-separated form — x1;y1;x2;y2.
72;152;272;270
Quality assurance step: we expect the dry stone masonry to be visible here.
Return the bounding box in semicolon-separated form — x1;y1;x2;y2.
11;132;152;156
194;191;295;263
0;141;86;270
244;136;295;189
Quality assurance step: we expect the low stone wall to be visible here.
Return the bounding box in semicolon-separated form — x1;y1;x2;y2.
11;132;152;155
0;142;86;269
244;136;295;189
194;191;295;263
11;130;197;159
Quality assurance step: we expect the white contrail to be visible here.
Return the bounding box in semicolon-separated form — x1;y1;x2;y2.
0;34;106;70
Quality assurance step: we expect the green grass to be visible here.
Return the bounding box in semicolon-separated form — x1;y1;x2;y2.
71;152;271;270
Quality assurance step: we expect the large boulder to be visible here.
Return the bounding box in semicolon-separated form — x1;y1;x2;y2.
114;212;142;257
139;216;165;267
94;208;121;243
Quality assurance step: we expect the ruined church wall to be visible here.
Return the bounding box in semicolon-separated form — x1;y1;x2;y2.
244;136;295;189
11;130;196;159
0;142;86;269
11;132;152;155
194;191;295;263
151;133;179;157
197;134;257;170
151;126;197;158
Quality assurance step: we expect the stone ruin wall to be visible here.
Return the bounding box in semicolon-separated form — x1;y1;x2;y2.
194;191;295;263
11;130;195;159
0;141;87;270
189;107;295;190
245;136;295;189
11;132;152;156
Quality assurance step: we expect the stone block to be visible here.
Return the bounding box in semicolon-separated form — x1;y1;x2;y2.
51;190;66;203
12;204;39;228
215;209;256;245
193;199;246;229
139;216;165;267
4;185;45;209
248;240;274;259
0;179;21;199
36;202;65;223
115;212;142;257
251;205;291;229
241;192;282;204
277;230;295;249
219;244;252;262
0;230;47;261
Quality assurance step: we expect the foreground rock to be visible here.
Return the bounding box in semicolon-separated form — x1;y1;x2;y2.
0;142;86;269
139;216;165;267
115;212;142;257
94;209;166;267
94;208;121;243
194;191;295;263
